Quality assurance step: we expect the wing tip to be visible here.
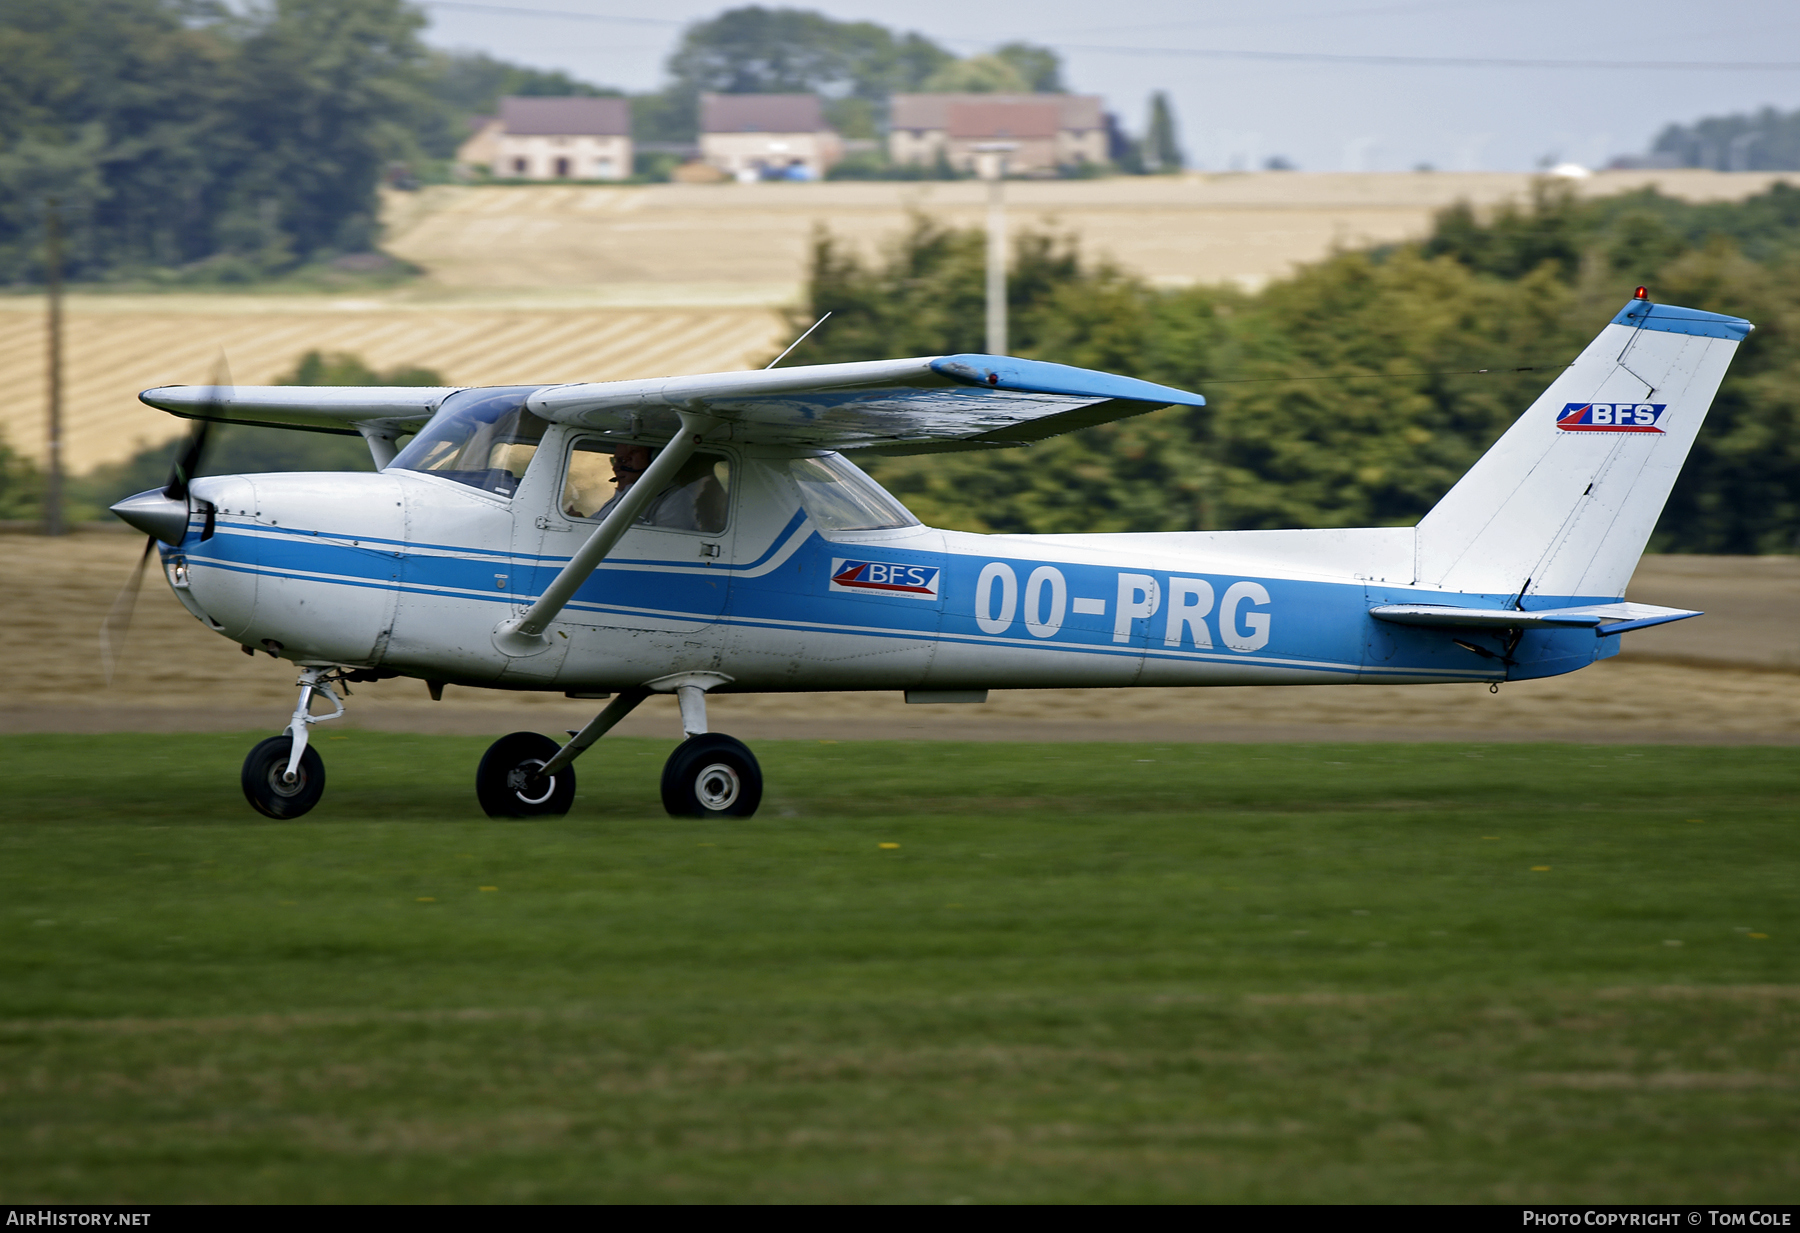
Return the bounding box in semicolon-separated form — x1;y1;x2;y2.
931;355;1205;407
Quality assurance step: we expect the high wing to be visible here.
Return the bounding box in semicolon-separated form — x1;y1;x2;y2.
139;384;458;437
526;354;1205;452
140;354;1204;454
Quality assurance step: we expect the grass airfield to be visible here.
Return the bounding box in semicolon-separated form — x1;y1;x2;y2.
2;734;1795;1202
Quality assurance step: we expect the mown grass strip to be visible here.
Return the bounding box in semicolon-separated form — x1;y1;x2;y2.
0;735;1794;1201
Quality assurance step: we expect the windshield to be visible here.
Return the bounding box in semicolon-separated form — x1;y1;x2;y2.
789;453;919;531
390;386;548;498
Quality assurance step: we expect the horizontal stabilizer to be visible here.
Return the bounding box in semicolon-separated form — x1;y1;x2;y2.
1370;601;1702;636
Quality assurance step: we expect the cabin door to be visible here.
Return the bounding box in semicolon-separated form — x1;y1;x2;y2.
512;433;736;635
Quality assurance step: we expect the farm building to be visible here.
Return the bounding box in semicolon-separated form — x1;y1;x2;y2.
888;94;1107;175
460;97;634;181
699;94;842;181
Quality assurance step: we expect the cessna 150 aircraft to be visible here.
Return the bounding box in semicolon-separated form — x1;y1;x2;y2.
109;292;1749;821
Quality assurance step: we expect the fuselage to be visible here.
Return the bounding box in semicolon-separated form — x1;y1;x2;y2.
160;436;1615;697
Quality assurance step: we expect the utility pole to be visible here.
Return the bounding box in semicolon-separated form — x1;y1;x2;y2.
43;198;65;537
974;143;1015;356
1728;132;1759;173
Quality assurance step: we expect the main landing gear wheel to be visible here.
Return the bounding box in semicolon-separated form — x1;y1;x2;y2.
242;735;326;820
661;733;763;819
476;731;576;818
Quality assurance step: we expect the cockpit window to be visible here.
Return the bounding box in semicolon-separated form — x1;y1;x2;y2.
788;453;919;531
563;439;731;534
389;386;548;498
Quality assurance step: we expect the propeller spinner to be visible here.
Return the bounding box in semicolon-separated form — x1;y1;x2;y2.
110;416;213;544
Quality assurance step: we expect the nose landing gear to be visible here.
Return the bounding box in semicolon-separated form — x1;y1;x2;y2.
242;665;347;819
242;734;325;819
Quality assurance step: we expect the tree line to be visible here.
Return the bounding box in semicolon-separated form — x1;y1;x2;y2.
0;1;1182;285
1647;106;1800;173
0;0;446;283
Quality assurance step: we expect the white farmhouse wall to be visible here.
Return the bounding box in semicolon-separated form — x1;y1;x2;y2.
700;131;841;179
494;134;632;181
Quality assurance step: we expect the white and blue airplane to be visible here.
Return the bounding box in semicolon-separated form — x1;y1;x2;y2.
110;292;1750;820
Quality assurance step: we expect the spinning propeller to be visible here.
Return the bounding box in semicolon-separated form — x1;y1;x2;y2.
101;362;228;685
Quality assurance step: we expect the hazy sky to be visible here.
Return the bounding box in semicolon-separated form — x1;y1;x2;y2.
418;0;1800;172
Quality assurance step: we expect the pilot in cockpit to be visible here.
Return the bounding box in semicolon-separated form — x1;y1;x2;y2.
591;443;651;518
564;442;728;534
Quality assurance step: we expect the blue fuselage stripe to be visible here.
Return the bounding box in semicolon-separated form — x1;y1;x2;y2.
181;522;1608;683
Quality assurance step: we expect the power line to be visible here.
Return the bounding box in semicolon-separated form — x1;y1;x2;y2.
1038;0;1486;41
1193;364;1571;386
1048;42;1800;71
419;1;684;26
418;3;1796;71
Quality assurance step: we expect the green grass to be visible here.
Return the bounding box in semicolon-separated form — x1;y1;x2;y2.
1;734;1795;1202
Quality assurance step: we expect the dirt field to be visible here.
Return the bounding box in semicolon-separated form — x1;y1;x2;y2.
4;169;1793;475
7;530;1793;744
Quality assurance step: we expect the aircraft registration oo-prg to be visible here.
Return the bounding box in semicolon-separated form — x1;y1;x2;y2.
108;291;1750;820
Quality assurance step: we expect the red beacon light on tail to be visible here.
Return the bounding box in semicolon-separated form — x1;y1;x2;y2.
1635;286;1649;300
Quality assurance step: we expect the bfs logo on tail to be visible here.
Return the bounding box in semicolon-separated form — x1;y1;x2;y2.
1557;402;1666;433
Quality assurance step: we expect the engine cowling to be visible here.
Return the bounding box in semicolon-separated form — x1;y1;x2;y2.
179;473;411;665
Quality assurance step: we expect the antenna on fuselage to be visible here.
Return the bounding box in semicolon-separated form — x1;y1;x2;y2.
765;311;832;369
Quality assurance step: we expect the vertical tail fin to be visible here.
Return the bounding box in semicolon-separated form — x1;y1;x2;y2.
1415;297;1752;600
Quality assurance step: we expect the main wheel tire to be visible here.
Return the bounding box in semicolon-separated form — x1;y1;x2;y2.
661;733;763;818
476;731;576;818
242;734;326;820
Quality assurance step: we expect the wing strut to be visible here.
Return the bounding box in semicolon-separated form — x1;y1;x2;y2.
493;410;714;657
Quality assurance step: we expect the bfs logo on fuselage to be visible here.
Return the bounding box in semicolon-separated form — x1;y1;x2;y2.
1557;402;1666;433
830;558;941;601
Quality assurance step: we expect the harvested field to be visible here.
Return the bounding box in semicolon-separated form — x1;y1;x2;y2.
8;530;1794;744
379;170;1800;298
0;301;784;473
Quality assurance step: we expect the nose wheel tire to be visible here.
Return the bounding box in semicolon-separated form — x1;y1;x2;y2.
476;731;577;818
242;735;326;820
661;733;763;818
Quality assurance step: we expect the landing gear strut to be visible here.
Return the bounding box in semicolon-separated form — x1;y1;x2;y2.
242;666;344;819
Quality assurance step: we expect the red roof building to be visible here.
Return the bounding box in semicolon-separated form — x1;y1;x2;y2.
889;94;1106;174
